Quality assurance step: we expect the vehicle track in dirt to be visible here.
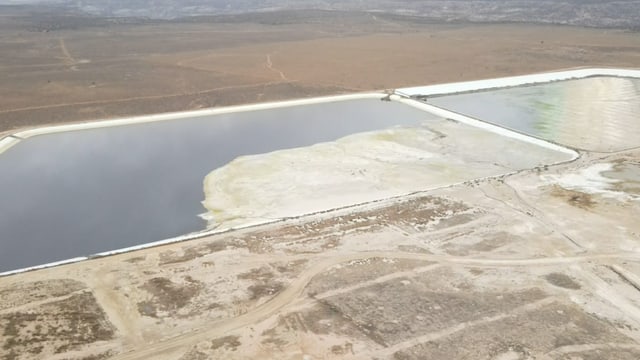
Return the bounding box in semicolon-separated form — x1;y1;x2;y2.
110;250;640;359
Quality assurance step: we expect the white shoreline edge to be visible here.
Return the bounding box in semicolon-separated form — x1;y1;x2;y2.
0;67;635;277
0;93;385;156
394;97;578;157
395;67;640;97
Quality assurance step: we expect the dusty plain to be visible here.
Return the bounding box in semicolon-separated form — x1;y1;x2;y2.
2;8;640;360
2;9;640;133
2;148;640;360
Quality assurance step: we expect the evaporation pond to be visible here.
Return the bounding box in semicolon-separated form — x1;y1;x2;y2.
427;76;640;152
0;98;436;272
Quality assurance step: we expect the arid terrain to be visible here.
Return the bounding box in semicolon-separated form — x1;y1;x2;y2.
2;7;640;360
5;1;640;29
1;147;640;359
1;9;640;133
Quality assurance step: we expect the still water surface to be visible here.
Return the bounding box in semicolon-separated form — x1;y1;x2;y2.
428;76;640;152
0;98;436;272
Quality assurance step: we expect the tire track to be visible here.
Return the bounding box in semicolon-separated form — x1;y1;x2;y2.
58;38;78;70
374;297;559;358
110;251;640;360
0;80;296;115
266;54;289;81
546;343;640;357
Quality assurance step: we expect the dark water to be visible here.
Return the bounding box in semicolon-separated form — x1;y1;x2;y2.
0;98;437;272
427;76;640;152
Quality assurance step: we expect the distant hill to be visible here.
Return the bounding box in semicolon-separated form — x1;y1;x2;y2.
1;0;639;30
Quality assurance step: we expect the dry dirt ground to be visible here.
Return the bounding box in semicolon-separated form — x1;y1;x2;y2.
1;10;640;133
2;9;640;360
1;147;640;359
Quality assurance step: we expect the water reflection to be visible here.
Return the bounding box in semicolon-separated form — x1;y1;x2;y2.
0;99;436;272
428;77;640;152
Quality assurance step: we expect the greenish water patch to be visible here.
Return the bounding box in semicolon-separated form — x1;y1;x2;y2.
428;76;640;152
